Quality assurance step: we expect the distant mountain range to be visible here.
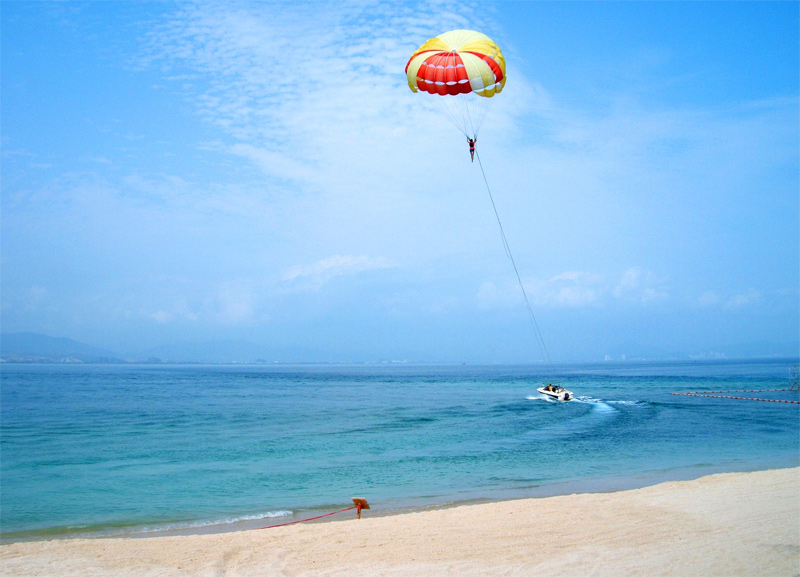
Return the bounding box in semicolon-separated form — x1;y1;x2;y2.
0;333;276;364
2;332;797;365
0;333;126;363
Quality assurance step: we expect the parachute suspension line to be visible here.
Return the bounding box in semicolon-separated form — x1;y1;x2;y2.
459;93;477;139
424;94;493;141
459;93;492;140
475;150;555;370
449;93;475;140
429;97;471;139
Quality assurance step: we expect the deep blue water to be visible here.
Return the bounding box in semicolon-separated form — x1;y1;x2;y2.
1;359;798;540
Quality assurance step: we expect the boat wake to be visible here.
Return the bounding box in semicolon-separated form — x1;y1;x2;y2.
607;399;649;407
527;394;648;408
517;394;618;442
527;393;613;407
571;396;619;418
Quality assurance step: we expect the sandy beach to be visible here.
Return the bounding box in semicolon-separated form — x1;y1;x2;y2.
2;468;798;577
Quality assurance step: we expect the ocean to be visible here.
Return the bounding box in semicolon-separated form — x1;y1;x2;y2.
1;359;798;541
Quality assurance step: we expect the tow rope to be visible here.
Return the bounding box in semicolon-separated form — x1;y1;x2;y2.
475;150;554;370
671;389;799;404
258;498;369;529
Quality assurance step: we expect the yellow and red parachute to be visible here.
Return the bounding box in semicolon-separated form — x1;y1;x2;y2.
405;30;553;366
405;29;506;139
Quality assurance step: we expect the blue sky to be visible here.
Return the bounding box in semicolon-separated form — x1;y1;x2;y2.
2;1;798;362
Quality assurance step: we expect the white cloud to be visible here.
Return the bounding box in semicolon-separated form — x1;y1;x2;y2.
478;267;667;310
550;270;601;283
697;291;720;306
146;283;260;326
150;310;173;324
139;0;507;199
206;283;258;325
641;287;668;303
544;271;603;307
725;290;761;310
552;284;600;307
228;143;319;186
695;289;764;310
614;267;643;296
613;267;668;303
144;297;200;325
476;280;516;310
282;254;393;289
4;1;796;359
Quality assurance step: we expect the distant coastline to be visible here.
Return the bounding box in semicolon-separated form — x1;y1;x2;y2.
3;354;799;367
2;332;798;366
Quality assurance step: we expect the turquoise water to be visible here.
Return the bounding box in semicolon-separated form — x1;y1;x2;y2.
1;360;798;540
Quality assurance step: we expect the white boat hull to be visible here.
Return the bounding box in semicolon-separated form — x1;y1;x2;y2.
537;386;574;401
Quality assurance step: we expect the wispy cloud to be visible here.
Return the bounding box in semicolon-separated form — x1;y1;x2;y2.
3;1;796;359
141;1;485;162
282;254;393;289
697;291;720;307
724;290;761;310
697;289;767;310
477;267;668;310
203;282;260;325
612;267;668;303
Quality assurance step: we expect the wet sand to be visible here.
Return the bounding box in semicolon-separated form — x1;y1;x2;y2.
2;468;798;576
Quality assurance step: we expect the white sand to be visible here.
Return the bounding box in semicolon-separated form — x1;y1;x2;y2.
2;468;798;577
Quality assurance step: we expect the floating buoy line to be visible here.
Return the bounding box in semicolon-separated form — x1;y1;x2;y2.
671;389;800;404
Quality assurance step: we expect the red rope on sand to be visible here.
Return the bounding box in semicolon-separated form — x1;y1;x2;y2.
257;506;356;529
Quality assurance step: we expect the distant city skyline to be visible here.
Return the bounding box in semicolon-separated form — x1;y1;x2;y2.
2;1;798;363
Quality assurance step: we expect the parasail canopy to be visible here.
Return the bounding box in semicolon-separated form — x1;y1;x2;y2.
405;29;506;139
405;29;506;98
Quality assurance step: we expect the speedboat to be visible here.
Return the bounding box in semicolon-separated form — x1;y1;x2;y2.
537;384;574;401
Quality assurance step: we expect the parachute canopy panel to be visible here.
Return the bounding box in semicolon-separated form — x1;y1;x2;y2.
405;29;506;98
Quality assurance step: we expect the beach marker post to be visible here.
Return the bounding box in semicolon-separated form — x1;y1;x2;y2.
352;498;369;519
258;499;372;529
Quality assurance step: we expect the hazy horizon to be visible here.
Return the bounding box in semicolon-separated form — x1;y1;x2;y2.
3;1;798;364
2;331;797;366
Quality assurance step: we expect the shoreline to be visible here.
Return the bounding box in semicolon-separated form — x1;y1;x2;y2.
5;459;795;543
2;467;798;576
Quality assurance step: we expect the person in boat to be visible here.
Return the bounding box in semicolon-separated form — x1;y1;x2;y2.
467;137;476;162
